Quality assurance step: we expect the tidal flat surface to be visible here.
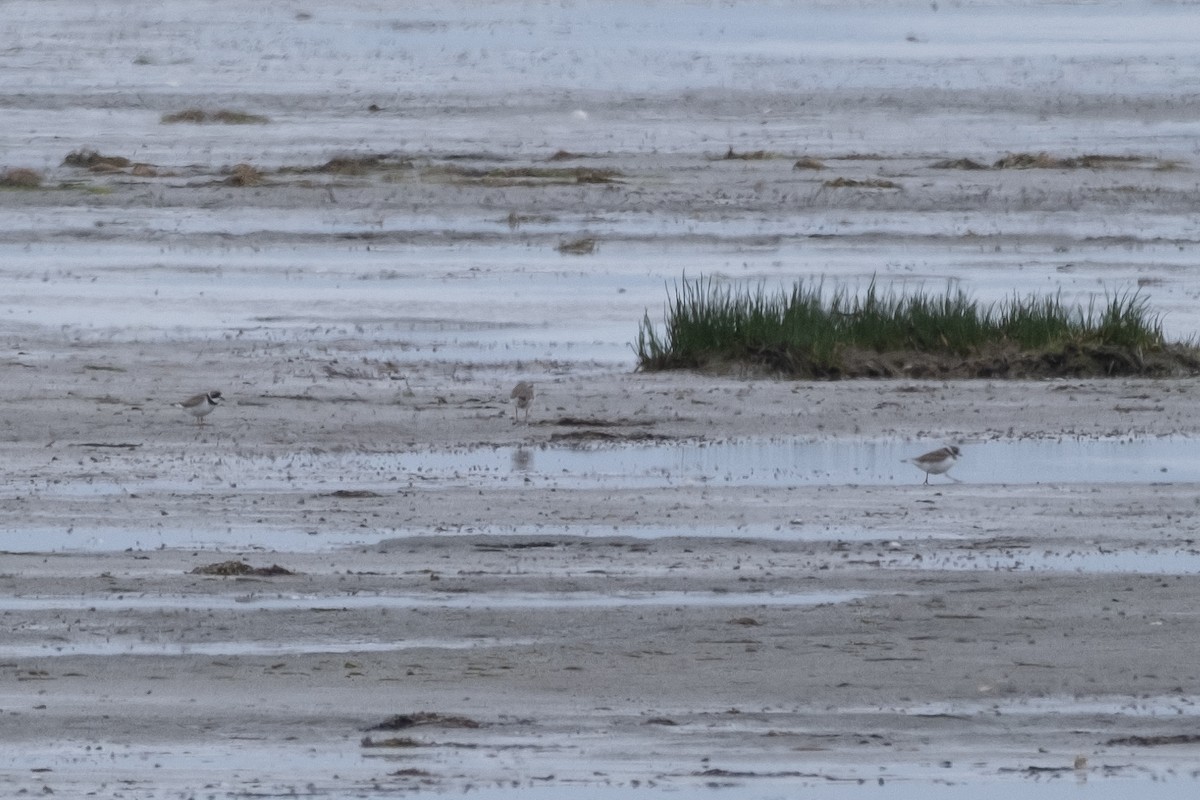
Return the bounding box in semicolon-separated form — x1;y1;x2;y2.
3;1;1200;797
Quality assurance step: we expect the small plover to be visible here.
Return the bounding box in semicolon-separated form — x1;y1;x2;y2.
903;445;961;485
175;390;222;425
510;381;534;423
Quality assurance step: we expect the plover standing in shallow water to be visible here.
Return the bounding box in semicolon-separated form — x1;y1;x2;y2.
903;445;961;485
510;381;534;423
175;390;222;425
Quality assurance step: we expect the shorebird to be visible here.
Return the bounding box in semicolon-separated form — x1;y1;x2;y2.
903;445;961;485
175;390;222;425
510;381;534;423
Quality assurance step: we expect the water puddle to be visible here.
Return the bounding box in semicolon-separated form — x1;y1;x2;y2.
0;637;530;659
423;778;1200;799
8;736;1197;800
29;436;1198;500
456;436;1200;488
270;436;1200;490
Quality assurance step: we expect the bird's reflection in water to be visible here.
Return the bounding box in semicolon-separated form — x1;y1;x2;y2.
511;447;534;472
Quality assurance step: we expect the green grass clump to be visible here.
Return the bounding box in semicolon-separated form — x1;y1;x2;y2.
634;276;1192;378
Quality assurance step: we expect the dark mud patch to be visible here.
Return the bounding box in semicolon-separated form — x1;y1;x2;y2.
190;560;296;576
473;540;561;551
994;152;1154;169
549;431;672;443
366;712;483;731
551;416;643;427
557;236;597;255
63;148;131;170
161;108;270;125
719;147;776;160
930;157;989;170
1105;734;1200;747
686;343;1200;380
424;164;622;186
822;177;901;189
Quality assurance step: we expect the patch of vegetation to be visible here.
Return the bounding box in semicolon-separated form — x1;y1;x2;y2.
60;149;158;177
162;108;270;125
557;236;596;255
931;153;1168;171
424;164;620;186
792;157;825;170
634;276;1199;379
930;158;988;170
994;152;1150;170
721;147;774;160
822;177;900;189
1;168;42;188
63;149;131;171
366;712;482;731
224;163;265;186
315;154;391;175
190;560;294;576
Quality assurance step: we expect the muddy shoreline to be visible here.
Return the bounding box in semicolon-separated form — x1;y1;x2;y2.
3;346;1200;794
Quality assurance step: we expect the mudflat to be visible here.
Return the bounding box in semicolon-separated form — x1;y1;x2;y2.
5;1;1200;795
2;341;1199;794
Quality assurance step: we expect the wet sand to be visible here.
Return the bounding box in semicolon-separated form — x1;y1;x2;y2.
2;344;1200;795
5;0;1200;795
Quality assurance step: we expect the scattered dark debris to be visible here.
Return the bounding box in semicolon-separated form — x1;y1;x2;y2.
389;768;435;777
550;429;670;443
326;489;383;498
366;712;483;731
999;765;1075;774
472;540;559;550
553;416;624;427
190;560;295;576
323;363;379;379
644;717;679;726
696;768;822;778
1104;733;1200;747
73;443;141;449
